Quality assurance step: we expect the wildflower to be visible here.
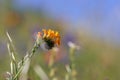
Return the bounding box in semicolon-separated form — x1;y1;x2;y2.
36;29;60;50
68;41;80;50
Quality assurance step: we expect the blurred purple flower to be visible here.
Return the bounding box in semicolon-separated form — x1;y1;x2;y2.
63;32;77;45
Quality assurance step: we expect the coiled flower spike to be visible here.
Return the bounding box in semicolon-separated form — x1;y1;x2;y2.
36;29;60;50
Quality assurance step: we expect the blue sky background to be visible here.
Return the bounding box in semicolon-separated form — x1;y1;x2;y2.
12;0;120;43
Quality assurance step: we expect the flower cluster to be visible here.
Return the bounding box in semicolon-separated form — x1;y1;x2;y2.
36;29;60;50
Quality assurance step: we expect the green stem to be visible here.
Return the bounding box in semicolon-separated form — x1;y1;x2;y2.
13;42;40;80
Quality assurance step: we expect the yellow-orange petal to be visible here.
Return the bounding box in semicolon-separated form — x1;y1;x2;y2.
47;30;51;38
55;32;58;36
50;31;55;38
55;37;60;45
42;29;47;38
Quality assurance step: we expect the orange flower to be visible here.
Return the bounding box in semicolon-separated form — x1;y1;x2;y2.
37;29;60;49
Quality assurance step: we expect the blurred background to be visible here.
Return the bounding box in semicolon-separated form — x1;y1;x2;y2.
0;0;120;80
